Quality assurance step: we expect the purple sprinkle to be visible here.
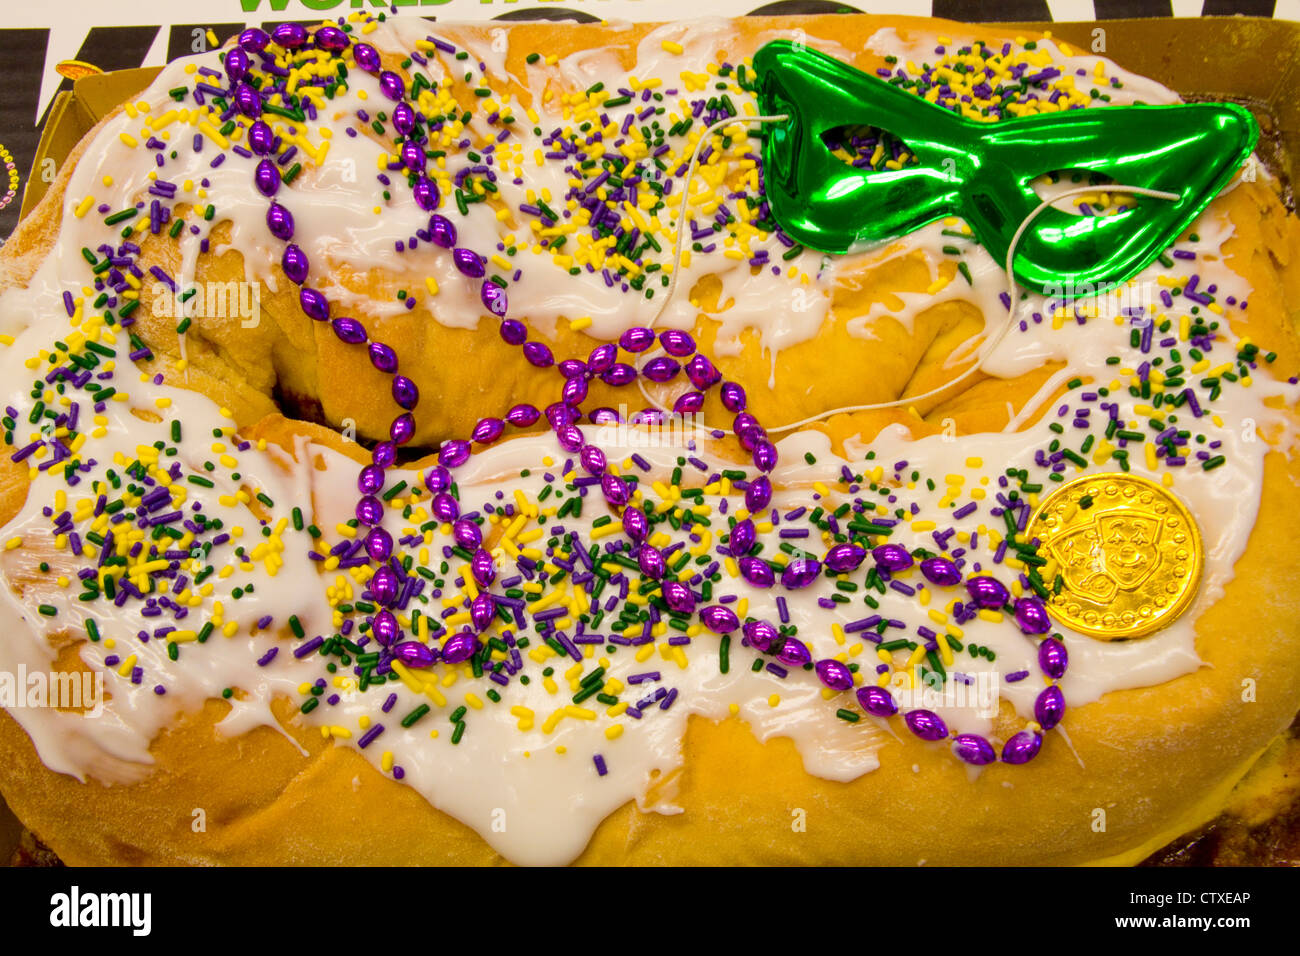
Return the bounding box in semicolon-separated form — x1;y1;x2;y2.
293;635;325;659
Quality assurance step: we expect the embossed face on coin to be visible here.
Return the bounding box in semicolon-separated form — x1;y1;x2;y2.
1026;474;1202;640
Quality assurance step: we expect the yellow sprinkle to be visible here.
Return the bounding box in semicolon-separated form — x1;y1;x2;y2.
198;122;229;150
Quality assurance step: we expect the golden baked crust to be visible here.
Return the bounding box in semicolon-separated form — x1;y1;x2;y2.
1;16;1015;447
1;14;1299;866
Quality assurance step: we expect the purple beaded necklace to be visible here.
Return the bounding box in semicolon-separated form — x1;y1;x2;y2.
220;20;1062;766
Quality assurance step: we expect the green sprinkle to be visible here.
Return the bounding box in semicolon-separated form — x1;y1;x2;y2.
401;704;430;728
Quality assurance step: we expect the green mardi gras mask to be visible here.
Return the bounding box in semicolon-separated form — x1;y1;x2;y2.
753;40;1258;296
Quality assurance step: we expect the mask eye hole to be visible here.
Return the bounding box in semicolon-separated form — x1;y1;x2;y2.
820;124;920;173
1031;169;1139;218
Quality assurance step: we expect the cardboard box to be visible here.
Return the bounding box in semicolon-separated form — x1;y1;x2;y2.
19;66;159;221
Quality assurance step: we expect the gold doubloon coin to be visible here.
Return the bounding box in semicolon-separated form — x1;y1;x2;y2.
1026;473;1203;641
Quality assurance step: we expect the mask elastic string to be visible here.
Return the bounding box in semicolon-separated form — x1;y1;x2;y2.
635;170;1180;436
644;113;791;330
